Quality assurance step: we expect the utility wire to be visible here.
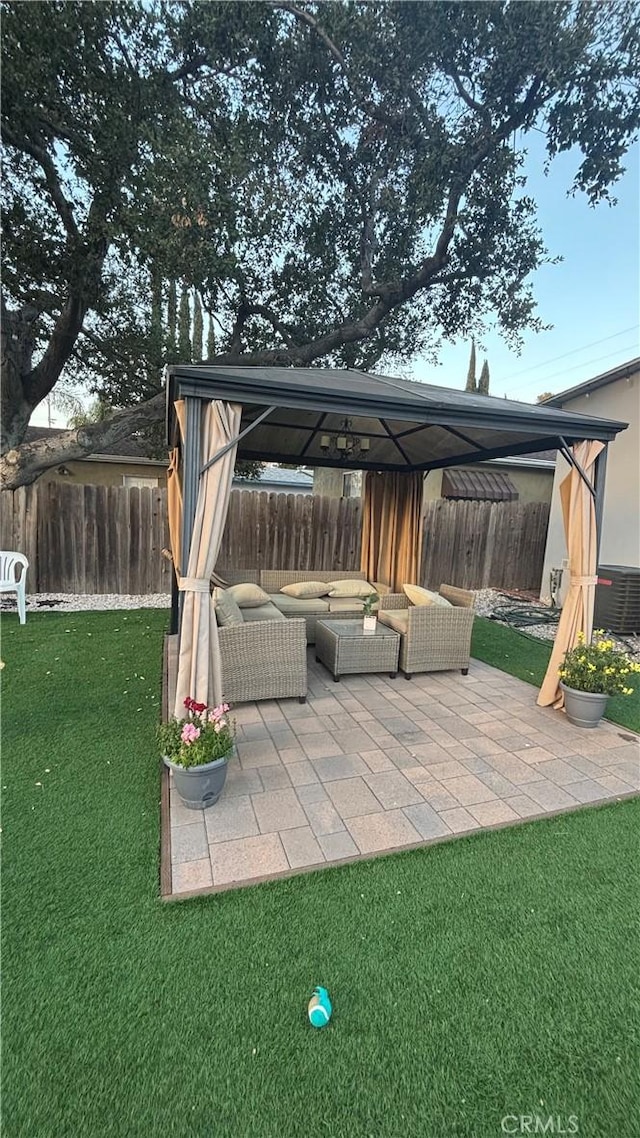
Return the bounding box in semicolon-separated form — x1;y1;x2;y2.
501;324;639;383
512;341;639;394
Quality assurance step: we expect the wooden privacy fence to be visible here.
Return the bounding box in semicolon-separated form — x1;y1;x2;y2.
216;490;362;573
422;499;550;592
0;483;549;594
0;483;172;594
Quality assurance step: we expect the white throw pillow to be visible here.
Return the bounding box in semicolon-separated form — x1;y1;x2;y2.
403;584;452;608
280;581;330;599
327;579;376;598
227;582;271;608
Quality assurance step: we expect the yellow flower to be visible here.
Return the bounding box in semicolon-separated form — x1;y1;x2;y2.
577;631;585;643
623;687;633;696
587;663;596;671
594;628;605;636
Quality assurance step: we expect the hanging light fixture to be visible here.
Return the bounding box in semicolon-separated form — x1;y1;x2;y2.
319;418;370;461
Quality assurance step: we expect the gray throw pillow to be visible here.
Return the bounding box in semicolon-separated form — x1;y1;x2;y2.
213;587;243;627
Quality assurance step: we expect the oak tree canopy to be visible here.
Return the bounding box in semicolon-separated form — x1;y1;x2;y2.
2;0;638;487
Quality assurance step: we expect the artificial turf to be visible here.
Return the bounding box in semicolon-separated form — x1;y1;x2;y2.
472;616;640;733
2;609;639;1137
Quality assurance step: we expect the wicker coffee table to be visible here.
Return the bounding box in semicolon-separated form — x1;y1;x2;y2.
315;619;400;681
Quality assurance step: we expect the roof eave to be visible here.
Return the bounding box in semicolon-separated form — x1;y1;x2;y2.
542;356;640;406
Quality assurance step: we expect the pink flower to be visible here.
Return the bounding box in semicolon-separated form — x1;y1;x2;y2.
181;723;201;745
211;702;231;721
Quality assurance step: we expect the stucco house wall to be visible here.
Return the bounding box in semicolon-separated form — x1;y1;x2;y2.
42;457;167;487
423;464;554;505
315;461;554;505
540;361;640;599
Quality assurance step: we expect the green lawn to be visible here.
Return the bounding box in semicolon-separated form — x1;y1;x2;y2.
2;610;639;1137
472;616;640;733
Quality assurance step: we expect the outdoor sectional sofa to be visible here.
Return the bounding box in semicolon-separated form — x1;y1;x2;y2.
213;571;474;702
219;569;388;643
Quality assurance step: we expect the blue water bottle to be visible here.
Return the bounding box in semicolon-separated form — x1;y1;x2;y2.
307;986;332;1028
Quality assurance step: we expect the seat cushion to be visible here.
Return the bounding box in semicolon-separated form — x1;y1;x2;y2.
280;580;330;599
328;597;365;612
213;588;243;627
227;582;271;608
268;594;331;616
403;584;452;609
241;602;287;623
378;609;409;635
327;578;376;598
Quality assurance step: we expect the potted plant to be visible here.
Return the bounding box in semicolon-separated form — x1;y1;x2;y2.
159;697;235;809
559;630;640;728
362;592;378;635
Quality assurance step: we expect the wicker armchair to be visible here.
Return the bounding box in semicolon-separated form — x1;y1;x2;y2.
378;584;475;678
218;618;308;704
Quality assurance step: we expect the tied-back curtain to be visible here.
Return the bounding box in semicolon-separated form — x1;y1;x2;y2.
537;440;603;708
174;400;242;717
360;471;424;592
167;399;186;576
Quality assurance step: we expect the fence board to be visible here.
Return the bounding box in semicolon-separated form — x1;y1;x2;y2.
0;483;549;595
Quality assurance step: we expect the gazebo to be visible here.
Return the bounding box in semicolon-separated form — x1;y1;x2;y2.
165;366;627;716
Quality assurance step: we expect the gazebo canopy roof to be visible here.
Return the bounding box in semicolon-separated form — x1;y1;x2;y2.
166;365;627;472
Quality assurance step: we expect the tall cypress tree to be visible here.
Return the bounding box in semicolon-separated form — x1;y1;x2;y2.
178;286;191;361
206;315;216;359
465;340;477;392
166;280;178;357
192;292;203;361
149;265;163;364
478;359;490;395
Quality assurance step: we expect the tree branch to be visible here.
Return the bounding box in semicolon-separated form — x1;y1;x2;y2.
244;304;297;348
1;392;166;490
446;65;490;122
271;2;403;131
0;121;79;241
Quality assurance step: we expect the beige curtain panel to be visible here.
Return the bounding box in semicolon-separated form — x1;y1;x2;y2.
167;398;186;576
360;471;424;592
537;440;604;708
174;400;242;717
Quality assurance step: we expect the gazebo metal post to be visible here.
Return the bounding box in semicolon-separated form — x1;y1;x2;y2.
170;568;179;634
593;443;608;564
558;435;609;559
173;399;277;633
179;396;202;628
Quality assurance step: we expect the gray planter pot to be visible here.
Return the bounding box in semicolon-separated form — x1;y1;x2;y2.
164;746;235;810
560;682;609;729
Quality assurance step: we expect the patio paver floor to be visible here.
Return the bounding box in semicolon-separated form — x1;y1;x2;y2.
166;652;640;896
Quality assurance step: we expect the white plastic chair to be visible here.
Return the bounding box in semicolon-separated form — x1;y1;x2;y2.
0;551;29;624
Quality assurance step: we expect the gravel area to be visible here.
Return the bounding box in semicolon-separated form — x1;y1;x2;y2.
475;587;640;660
0;593;171;613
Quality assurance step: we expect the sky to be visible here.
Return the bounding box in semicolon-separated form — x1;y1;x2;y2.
34;134;639;428
413;135;640;403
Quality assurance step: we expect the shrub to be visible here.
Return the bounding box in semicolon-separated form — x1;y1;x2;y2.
559;631;640;696
158;697;235;769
